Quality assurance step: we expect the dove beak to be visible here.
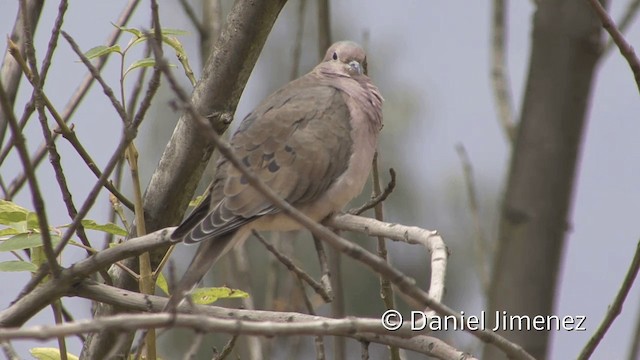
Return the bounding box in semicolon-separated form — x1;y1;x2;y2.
348;60;363;75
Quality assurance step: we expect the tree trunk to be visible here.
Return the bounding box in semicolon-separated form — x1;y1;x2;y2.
484;0;604;358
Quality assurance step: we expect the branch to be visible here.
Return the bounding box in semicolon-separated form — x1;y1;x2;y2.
0;69;58;277
348;167;396;216
0;0;44;145
0;311;472;360
491;0;516;143
70;281;473;360
2;0;142;202
577;239;640;359
0;227;174;328
255;231;332;302
604;0;640;54
588;0;640;93
455;144;490;295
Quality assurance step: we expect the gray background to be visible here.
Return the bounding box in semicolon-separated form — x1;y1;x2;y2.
1;1;639;359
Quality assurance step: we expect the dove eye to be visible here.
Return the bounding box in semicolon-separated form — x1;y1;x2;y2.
332;52;338;60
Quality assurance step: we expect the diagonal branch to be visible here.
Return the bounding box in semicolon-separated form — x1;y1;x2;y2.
588;0;640;93
577;239;640;359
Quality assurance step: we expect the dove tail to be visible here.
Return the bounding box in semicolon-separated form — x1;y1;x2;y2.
164;232;237;310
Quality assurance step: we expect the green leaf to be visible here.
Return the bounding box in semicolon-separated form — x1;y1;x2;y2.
0;227;19;236
156;272;169;295
80;220;128;236
84;45;121;59
0;260;37;272
191;287;249;305
0;200;29;225
0;233;62;252
60;220;127;236
123;58;156;77
30;347;79;360
161;35;186;58
26;212;40;229
112;24;142;38
159;28;188;36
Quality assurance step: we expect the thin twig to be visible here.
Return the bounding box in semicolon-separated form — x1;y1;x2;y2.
38;0;67;85
51;300;68;360
577;239;640;359
290;0;307;80
0;69;58;278
228;244;263;360
370;153;400;360
360;340;370;360
349;168;396;215
491;0;516;143
588;0;640;94
255;231;332;302
604;0;640;54
3;0;142;203
199;0;224;64
16;0;60;277
212;335;238;360
7;40;134;211
0;0;44;147
61;32;127;121
182;331;204;360
10;24;109;275
455;144;490;295
627;302;640;360
312;234;333;301
317;0;331;59
294;276;325;360
178;0;205;37
0;341;19;360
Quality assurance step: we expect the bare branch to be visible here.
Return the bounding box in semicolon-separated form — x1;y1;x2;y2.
61;32;127;122
627;302;640;360
317;0;331;59
0;65;58;277
604;0;640;53
3;0;142;205
455;144;491;295
0;312;469;359
577;239;640;359
0;228;174;328
370;153;399;360
178;0;205;38
491;0;516;143
255;231;332;302
290;0;307;80
212;335;238;360
588;0;640;93
349;167;396;216
0;0;44;145
312;234;333;301
0;341;19;360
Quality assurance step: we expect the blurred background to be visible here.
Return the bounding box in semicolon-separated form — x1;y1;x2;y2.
1;0;639;359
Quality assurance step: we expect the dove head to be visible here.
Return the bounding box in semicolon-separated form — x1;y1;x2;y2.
322;41;369;76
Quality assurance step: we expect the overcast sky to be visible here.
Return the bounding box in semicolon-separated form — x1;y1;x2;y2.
1;1;639;359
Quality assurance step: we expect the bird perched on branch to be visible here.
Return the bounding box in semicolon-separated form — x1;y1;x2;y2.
167;41;383;308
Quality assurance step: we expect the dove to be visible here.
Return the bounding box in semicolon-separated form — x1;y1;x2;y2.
166;41;383;309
